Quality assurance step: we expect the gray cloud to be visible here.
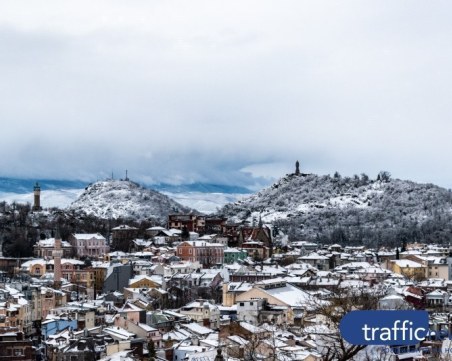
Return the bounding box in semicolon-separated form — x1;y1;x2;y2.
1;1;452;189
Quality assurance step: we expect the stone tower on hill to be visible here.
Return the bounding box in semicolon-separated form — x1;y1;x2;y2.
295;160;300;175
33;182;42;211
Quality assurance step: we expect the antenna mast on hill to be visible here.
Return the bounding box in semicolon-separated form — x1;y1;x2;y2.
125;169;129;181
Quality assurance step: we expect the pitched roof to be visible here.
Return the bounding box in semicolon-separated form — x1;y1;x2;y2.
72;233;106;240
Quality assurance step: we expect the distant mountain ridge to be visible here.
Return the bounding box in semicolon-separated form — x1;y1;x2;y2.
219;172;452;246
67;179;194;222
0;177;251;194
0;177;251;212
0;177;87;193
153;183;251;194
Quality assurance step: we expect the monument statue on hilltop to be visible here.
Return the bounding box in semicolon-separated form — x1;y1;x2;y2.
295;160;300;175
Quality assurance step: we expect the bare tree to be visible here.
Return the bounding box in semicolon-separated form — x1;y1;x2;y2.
362;345;395;361
241;325;279;361
377;171;391;183
300;288;380;361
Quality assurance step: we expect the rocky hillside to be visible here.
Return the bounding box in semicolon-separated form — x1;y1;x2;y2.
219;173;452;246
67;179;194;222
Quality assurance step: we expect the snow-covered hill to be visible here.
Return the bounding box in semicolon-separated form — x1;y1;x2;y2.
67;180;194;222
219;173;452;246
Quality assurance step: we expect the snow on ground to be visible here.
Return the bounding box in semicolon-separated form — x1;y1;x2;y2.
250;210;290;223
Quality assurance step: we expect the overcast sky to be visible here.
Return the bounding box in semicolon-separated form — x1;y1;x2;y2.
1;1;452;190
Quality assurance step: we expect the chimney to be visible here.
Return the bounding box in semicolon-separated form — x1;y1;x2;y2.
165;347;174;360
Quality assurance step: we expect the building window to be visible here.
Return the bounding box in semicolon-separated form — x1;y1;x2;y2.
14;349;24;356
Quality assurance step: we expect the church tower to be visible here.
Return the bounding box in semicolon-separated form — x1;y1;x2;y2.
53;228;63;289
295;160;300;175
33;182;42;211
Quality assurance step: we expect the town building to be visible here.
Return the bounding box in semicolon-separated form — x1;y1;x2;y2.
299;252;331;271
179;299;220;329
0;328;35;361
235;278;317;324
176;241;224;268
168;214;205;233
69;233;109;259
388;259;427;280
111;225;139;252
224;248;248;264
33;238;73;258
102;263;133;293
405;254;449;280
